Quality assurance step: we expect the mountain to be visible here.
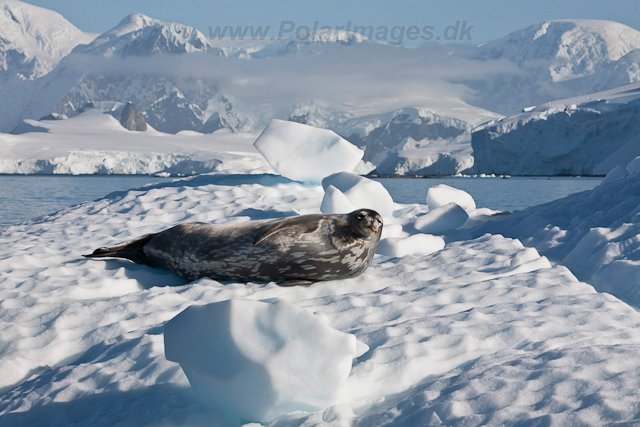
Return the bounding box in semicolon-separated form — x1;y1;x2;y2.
472;81;640;176
0;0;95;80
75;13;213;57
332;108;485;176
463;20;640;115
3;8;640;176
2;13;224;134
251;30;370;58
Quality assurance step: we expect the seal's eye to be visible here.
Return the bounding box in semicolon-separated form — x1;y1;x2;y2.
357;212;366;220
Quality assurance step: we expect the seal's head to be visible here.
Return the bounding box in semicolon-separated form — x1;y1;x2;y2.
348;209;383;239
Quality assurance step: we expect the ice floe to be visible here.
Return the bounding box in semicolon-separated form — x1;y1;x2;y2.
1;167;640;425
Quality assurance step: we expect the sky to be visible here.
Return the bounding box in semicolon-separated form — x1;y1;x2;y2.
23;0;640;45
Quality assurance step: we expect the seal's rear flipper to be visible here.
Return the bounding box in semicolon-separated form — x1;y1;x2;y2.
83;233;156;266
277;279;316;286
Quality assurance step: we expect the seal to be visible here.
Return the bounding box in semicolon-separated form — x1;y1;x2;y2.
84;209;383;285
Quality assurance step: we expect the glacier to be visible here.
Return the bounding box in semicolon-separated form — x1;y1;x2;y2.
472;81;640;176
0;104;269;175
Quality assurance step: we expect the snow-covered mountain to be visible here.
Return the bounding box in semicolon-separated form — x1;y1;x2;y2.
251;30;370;58
333;108;480;175
472;81;640;176
0;13;223;134
2;5;640;176
75;13;214;57
0;0;95;80
463;20;640;115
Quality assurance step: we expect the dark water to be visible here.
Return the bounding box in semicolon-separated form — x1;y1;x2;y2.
0;175;602;228
0;175;172;228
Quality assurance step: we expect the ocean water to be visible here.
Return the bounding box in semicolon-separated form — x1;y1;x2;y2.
0;175;602;228
0;175;172;228
375;176;603;212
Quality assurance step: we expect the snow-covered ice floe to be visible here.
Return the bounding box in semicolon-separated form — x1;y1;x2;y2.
2;171;640;425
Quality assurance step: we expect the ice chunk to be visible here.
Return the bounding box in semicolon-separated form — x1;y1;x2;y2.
414;202;469;233
627;156;640;176
601;165;628;185
322;172;394;218
376;234;445;257
320;185;357;214
253;119;364;183
381;223;408;239
461;207;502;229
164;299;367;423
426;184;476;214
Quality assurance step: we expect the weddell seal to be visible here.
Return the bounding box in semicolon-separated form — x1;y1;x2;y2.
84;209;383;285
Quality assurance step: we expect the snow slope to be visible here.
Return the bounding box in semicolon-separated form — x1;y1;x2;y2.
471;157;640;309
472;81;640;176
0;0;95;80
0;104;268;175
2;171;640;424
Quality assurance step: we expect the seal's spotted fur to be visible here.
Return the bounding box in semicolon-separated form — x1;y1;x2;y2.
85;209;383;285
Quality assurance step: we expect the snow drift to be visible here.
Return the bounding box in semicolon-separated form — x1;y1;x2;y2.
473;156;640;308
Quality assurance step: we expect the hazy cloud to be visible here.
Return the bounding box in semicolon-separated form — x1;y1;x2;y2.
63;42;520;117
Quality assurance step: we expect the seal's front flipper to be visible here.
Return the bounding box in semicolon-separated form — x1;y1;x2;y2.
277;279;316;286
252;215;323;246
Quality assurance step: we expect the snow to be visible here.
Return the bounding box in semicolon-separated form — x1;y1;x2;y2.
426;184;476;214
626;156;640;176
250;30;370;59
4;4;640;423
0;105;269;175
600;164;628;185
5;11;640;176
253;120;364;183
472;156;640;309
472;81;640;176
0;169;639;425
321;172;394;218
164;299;366;423
414;202;469;234
468;19;640;115
0;0;96;80
78;13;212;57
